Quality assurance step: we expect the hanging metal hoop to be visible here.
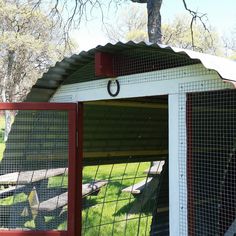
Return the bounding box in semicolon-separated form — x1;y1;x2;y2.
107;80;120;97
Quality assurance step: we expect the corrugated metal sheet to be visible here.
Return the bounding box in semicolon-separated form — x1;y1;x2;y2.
25;41;236;102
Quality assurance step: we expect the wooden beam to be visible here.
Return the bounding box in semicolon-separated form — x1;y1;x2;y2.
83;150;168;158
85;100;168;109
122;178;153;195
26;150;168;160
0;168;68;185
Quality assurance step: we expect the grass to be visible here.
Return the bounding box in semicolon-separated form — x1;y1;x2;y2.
82;162;154;236
0;161;154;235
0;116;154;234
0;143;5;161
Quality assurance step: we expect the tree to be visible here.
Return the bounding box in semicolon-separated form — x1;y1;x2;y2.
26;0;212;47
131;0;162;43
162;15;222;55
105;5;147;43
105;7;223;56
222;28;236;59
0;0;72;140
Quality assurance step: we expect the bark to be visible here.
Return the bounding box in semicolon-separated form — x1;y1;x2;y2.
3;111;11;142
131;0;163;44
1;50;15;142
147;0;162;43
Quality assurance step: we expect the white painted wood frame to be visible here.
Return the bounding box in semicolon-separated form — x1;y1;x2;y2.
51;63;234;236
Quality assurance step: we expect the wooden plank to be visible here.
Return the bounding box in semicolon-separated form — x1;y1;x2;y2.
128;177;160;216
82;180;108;197
0;168;68;185
26;150;168;160
122;178;153;195
31;192;68;212
144;161;165;175
225;218;236;236
84;150;168;158
31;180;108;212
85;101;168;109
0;185;26;198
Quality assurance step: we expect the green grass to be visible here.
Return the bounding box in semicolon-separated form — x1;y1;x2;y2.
0;143;5;161
0;162;154;234
0;116;153;234
40;162;154;234
82;162;153;236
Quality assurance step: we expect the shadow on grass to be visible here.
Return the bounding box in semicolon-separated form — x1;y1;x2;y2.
82;180;129;208
114;192;156;216
83;198;98;209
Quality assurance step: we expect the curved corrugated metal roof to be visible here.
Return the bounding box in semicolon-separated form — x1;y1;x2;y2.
25;41;236;102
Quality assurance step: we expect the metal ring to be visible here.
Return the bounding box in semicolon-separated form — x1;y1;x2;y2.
107;80;120;97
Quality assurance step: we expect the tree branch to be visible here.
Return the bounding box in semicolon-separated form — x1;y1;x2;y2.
182;0;213;50
130;0;147;3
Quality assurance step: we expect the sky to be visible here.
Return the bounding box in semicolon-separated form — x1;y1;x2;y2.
71;0;236;52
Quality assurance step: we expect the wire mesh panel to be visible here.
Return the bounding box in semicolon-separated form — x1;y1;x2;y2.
187;90;236;236
81;98;169;235
82;160;166;236
0;103;77;235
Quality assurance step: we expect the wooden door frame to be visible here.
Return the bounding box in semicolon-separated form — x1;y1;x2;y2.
0;102;81;236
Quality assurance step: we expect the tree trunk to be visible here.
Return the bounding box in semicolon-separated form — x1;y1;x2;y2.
131;0;163;43
4;111;11;142
147;0;162;43
1;50;15;142
1;86;12;142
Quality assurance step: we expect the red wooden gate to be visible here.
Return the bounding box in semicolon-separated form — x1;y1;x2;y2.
0;103;81;236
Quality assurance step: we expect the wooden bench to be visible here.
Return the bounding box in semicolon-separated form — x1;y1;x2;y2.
122;161;165;196
144;161;165;176
122;178;153;195
30;180;108;214
30;180;108;229
31;192;68;213
30;180;109;213
82;180;108;198
0;168;68;229
225;218;236;236
0;167;68;200
0;185;26;199
0;168;108;229
0;168;68;185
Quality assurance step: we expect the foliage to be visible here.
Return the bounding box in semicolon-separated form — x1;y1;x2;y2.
162;15;222;55
0;143;5;160
0;0;73;103
222;29;236;59
106;6;225;56
105;5;147;43
0;0;77;141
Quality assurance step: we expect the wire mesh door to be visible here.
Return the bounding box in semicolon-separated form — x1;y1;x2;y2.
0;103;79;236
81;98;169;235
187;90;236;236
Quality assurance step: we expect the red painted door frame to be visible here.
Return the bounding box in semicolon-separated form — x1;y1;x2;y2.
0;102;82;236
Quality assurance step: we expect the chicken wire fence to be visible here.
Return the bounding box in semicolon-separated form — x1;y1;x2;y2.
0;108;70;231
186;89;236;236
64;47;216;86
81;98;169;235
82;160;167;236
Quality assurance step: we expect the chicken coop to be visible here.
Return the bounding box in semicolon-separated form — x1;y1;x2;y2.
0;42;236;236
